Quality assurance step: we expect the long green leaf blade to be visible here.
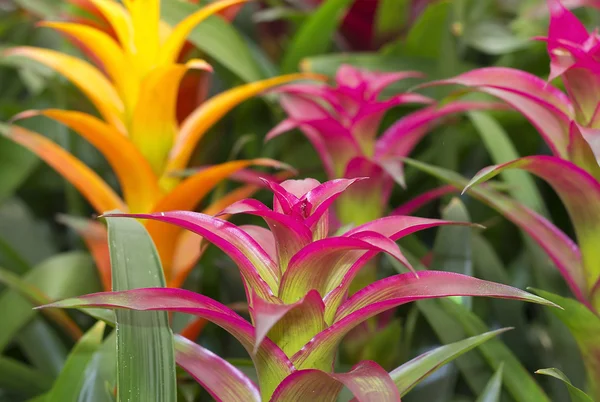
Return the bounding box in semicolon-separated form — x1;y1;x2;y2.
440;299;550;401
106;216;176;402
281;0;354;73
390;329;508;396
476;363;504;402
431;198;473;308
45;322;105;402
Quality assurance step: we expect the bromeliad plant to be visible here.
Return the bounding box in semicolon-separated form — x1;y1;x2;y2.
416;0;600;396
43;177;555;401
267;64;495;226
2;0;319;289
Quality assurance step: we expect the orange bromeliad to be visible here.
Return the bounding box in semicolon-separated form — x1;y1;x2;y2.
3;0;321;289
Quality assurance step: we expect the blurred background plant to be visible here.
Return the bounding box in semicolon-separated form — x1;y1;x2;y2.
0;0;598;401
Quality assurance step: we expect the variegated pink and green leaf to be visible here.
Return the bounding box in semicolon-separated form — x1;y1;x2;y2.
463;156;600;308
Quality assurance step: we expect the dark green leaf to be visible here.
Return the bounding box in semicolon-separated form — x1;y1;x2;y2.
0;135;39;204
281;0;354;73
0;357;52;396
0;252;98;352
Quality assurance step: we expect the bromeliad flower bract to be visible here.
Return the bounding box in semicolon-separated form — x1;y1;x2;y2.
1;0;321;289
43;177;554;401
267;64;496;226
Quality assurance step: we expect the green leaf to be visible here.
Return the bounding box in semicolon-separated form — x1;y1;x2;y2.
374;0;410;41
403;1;453;58
106;216;176;402
0;135;39;204
431;198;473;308
160;1;265;82
531;289;600;401
0;267;82;341
0;357;53;397
0;252;99;352
11;0;62;18
302;52;437;79
463;21;529;55
440;299;550;402
17;318;69;378
45;322;105;402
78;331;117;402
388;251;548;401
0;236;30;275
281;0;354;73
390;329;508;396
535;368;593;402
468;111;547;215
476;363;504;402
0;198;57;267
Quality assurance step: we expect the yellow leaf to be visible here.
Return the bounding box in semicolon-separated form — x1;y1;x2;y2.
159;0;250;64
40;22;138;112
5;47;125;132
130;59;212;175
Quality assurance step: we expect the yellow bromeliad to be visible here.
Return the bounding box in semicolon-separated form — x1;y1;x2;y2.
3;0;320;289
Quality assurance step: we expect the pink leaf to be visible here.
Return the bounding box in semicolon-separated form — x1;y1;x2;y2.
465;155;600;294
219;199;313;271
426;68;573;157
41;287;294;400
174;335;261;402
270;360;400;402
391;185;458;216
374;101;501;186
239;225;277;262
102;212;278;299
302;178;365;228
293;272;555;370
323;216;479;321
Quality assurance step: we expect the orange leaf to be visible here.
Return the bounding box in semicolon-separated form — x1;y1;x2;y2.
4;47;125;132
148;159;283;278
159;0;250;65
15;110;161;213
167;73;327;174
2;125;125;213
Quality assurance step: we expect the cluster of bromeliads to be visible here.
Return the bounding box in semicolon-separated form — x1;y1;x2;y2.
3;0;599;400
